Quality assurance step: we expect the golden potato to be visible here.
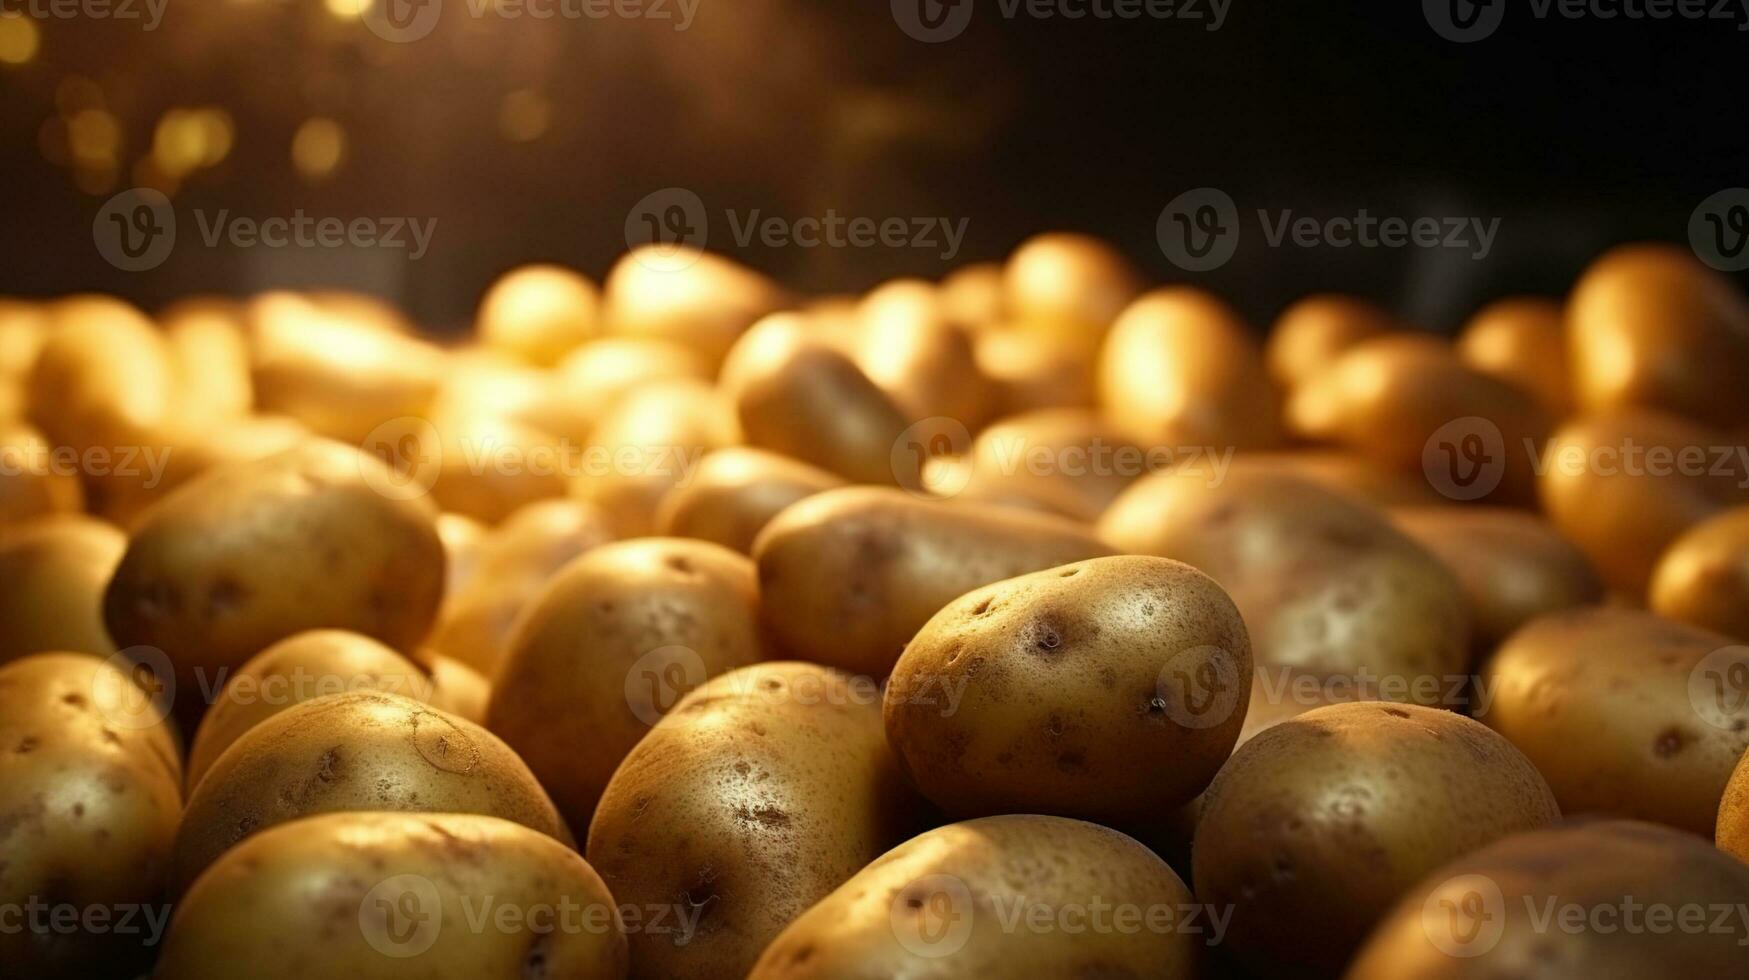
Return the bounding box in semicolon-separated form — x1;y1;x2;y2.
1650;505;1749;641
0;514;125;665
955;409;1144;521
157;812;627;980
1477;608;1749;836
653;447;844;554
0;653;183;978
973;329;1095;415
1720;749;1749;863
0;421;84;525
1348;820;1749;979
1002;232;1141;357
586;662;920;980
161;298;253;424
422;414;570;524
754;487;1114;677
1457;296;1571;415
603;246;784;369
422;653;490;724
938;261;1003;329
487;538;767;828
1242;450;1445;507
750;815;1200;980
886;555;1250;821
103;438;445;719
551;336;711;426
569;377;735;538
436;512;488;599
1568;242;1749;428
1390;506;1603;648
1266;293;1397;389
476;263;600;365
26;295;174;453
174;691;570;893
1193;702;1560;977
854;279;995;427
1098;287;1282;452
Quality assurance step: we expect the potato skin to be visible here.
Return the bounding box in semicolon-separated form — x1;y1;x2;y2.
1266;293;1397;390
1650;505;1749;641
959;409;1142;522
487;538;767;830
0;514;125;665
585;662;920;980
885;556;1250;822
1193;702;1559;978
1457;296;1572;415
1720;751;1749;863
1347;820;1749;979
157;812;627;980
749;815;1199;980
603;247;783;370
476;263;601;366
174;691;570;894
103;438;445;717
1002;232;1141;358
0;653;183;978
569;377;736;538
1477;608;1749;837
754;487;1115;677
654;447;845;554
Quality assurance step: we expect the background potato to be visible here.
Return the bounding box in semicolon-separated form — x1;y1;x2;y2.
854;279;994;427
476;263;601;366
654;447;845;554
487;538;768;829
1002;232;1140;358
1347;820;1749;979
158;812;627;980
954;409;1142;522
174;691;569;893
1477;608;1749;836
750;815;1199;980
885;555;1250;822
436;512;488;599
1193;702;1560;978
1265;293;1397;390
754;487;1114;677
568;377;736;538
603;246;784;370
25;295;174;454
973;329;1094;415
1241;450;1445;507
104;438;446;718
586;662;920;980
937;261;1003;329
0;421;85;526
552;336;711;427
1650;505;1749;641
0;514;125;665
161;299;254;424
1456;296;1571;415
0;653;183;978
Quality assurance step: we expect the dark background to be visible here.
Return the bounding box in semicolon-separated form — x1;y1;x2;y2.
1;1;1746;331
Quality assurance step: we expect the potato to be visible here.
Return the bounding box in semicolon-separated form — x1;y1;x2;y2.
1457;296;1571;415
1720;749;1749;863
1568;242;1749;429
26;295;174;453
1650;505;1749;641
488;538;767;828
185;629;452;790
1193;702;1560;977
1242;450;1445;507
157;812;627;980
1539;410;1749;595
1002;232;1141;357
103;438;446;718
0;514;125;665
754;487;1115;677
1390;506;1603;648
938;261;1003;329
1347;820;1749;979
1098;287;1282;452
603;246;784;369
476;263;600;365
0;299;45;384
886;555;1250;822
750;815;1200;979
0;421;84;524
1265;293;1397;389
722;315;922;488
0;653;183;978
973;329;1094;414
1477;608;1749;836
585;661;919;980
422;414;569;524
551;337;711;426
854;279;994;427
423;653;490;724
1099;464;1471;697
1288;334;1551;504
174;691;570;893
95;413;309;531
955;409;1143;521
654;447;844;554
436;512;488;599
161;298;254;423
569;377;735;538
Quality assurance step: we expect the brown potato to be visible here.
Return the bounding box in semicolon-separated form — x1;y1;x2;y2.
603;247;784;369
1193;702;1560;977
422;414;570;524
973;329;1095;414
0;653;183;978
585;661;919;980
1477;608;1749;836
1457;296;1571;415
1098;287;1282;453
487;538;768;829
436;512;488;599
1242;450;1445;507
157;813;627;980
476;263;600;366
754;487;1115;677
0;514;125;665
1568;242;1749;429
1390;506;1603;648
552;336;711;426
568;377;735;538
1002;232;1141;357
1720;750;1749;863
1266;293;1397;390
174;691;570;893
161;299;253;424
1650;505;1749;641
26;295;174;453
938;261;1004;329
423;653;490;724
854;279;994;427
103;438;446;719
654;447;845;554
953;409;1144;521
750;815;1200;980
1348;820;1749;979
0;421;83;525
886;555;1250;821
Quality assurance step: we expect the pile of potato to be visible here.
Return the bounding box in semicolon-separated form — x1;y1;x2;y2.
3;235;1749;979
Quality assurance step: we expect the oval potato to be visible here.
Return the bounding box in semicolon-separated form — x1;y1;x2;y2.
1650;505;1749;641
654;447;844;554
0;514;125;665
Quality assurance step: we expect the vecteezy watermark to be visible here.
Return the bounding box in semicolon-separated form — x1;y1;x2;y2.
1419;420;1749;502
1420;873;1749;957
622;654;972;724
1690;646;1749;731
1426;0;1749;43
358;877;703;958
0;436;173;489
1157;188;1501;272
624;187;970;268
1153;645;1245;730
0;899;173;947
361;0;696;43
94;188;436;272
1691;188;1749;272
0;0;166;30
891;0;1228;43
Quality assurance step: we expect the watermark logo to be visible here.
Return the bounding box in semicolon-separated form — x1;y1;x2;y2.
94;188;175;272
893;0;1228;40
94;646;176;731
360;874;443;958
360;416;443;502
1421;873;1507;956
0;0;168;30
363;0;444;42
95;193;435;272
1424;0;1504;42
625;187;709;272
1690;188;1749;272
892;0;975;41
1158;190;1500;271
892;416;974;499
626;188;969;268
1157;187;1239;273
890;874;975;958
624;645;708;726
1427;0;1749;42
1423;416;1507;501
1690;646;1749;731
1154;645;1243;729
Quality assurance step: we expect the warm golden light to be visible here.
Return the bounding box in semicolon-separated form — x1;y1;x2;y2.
498;89;552;143
291;117;346;181
323;0;366;20
154;109;209;178
67;109;121;163
0;14;39;66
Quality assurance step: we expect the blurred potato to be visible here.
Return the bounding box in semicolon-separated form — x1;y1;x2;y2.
0;420;85;525
0;514;125;665
568;377;736;538
954;409;1144;521
973;328;1095;414
1457;296;1572;415
1650;505;1749;641
1241;450;1445;507
94;413;308;530
654;447;845;553
476;263;600;366
161;299;254;423
603;246;784;369
1266;293;1397;390
26;295;175;453
552;336;711;425
937;260;1004;328
435;511;488;599
853;279;995;427
420;414;569;525
1003;232;1141;357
